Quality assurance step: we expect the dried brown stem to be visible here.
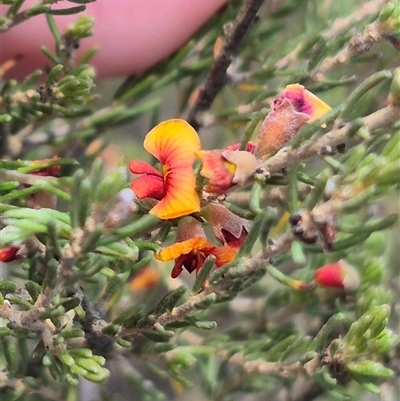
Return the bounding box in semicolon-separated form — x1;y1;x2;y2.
0;218;97;350
276;0;387;70
222;351;324;401
228;353;304;376
227;184;312;208
311;19;387;81
0;300;54;349
187;0;265;130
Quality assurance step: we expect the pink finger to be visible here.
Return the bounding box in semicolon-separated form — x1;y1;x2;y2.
1;0;228;79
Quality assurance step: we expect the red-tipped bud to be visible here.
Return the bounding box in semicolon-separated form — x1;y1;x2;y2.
0;246;20;262
314;260;360;291
27;156;61;177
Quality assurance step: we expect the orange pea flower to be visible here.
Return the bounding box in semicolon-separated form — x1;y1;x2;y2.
156;237;217;278
129;119;201;220
155;237;236;278
254;84;331;158
155;216;237;278
196;142;258;195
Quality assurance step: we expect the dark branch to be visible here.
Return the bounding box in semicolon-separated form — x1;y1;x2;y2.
292;381;324;401
187;0;264;130
68;285;114;355
0;123;10;158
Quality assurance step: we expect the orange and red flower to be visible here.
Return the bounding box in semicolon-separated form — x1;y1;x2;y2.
154;216;237;278
129;119;201;220
155;237;236;278
156;237;217;278
196;142;258;195
254;84;331;158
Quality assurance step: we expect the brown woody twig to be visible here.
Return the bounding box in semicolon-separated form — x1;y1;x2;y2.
311;18;389;81
276;0;387;70
187;0;265;130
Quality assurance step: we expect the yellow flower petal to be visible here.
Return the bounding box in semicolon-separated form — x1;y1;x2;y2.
144;119;201;168
155;237;215;262
143;119;201;219
150;172;201;219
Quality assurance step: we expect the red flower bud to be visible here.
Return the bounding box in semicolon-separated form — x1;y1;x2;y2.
314;260;360;291
27;156;61;177
0;246;20;262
